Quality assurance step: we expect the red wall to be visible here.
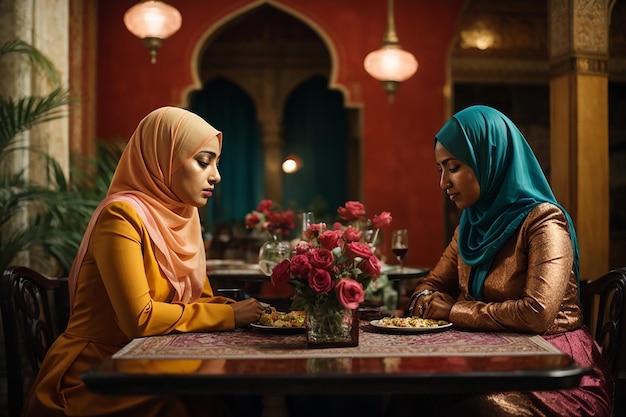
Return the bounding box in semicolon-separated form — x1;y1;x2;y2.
95;0;465;270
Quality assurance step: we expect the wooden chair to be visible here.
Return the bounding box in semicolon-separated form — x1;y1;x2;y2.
0;266;69;417
580;267;626;416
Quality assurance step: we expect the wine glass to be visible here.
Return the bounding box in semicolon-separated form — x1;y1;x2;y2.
301;211;315;240
391;229;409;271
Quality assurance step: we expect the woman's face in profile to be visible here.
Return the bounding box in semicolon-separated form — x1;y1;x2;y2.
171;139;221;207
435;141;480;210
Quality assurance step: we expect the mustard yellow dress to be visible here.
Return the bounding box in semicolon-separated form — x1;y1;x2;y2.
22;201;236;417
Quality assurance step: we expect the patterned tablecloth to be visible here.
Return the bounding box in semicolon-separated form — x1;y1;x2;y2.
113;327;562;360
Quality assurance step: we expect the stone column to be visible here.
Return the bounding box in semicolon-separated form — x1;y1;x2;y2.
0;0;70;182
549;0;611;280
0;0;34;179
30;0;70;183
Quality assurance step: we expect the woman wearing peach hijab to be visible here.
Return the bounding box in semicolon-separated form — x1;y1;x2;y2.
22;106;265;417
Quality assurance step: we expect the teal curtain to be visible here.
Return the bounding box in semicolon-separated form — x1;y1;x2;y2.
282;75;348;221
189;77;263;231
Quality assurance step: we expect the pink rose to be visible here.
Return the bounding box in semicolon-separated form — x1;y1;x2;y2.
333;222;343;230
308;248;334;269
318;230;343;250
295;241;312;254
372;211;392;228
308;268;333;293
335;278;365;309
303;222;326;241
337;201;366;221
270;259;292;285
345;241;373;259
359;254;382;277
290;254;312;277
342;226;362;243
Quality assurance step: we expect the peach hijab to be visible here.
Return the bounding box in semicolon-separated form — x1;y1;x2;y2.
68;107;222;307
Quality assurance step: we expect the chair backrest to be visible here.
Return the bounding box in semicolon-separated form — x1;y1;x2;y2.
580;267;626;383
0;266;69;417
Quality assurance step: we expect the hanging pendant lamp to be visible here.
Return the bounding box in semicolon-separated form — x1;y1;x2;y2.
124;1;182;64
363;0;418;103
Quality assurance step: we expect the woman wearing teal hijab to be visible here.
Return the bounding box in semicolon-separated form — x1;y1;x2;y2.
386;106;612;417
436;104;579;300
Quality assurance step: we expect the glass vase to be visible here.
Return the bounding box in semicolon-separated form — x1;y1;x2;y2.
306;306;359;348
258;233;290;276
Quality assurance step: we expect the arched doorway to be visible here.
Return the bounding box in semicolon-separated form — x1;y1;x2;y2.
282;75;349;221
188;3;361;237
189;77;264;227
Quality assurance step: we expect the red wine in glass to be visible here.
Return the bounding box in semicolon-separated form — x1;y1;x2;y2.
392;247;408;260
391;229;409;270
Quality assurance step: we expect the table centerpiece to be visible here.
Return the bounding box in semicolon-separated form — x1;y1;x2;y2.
270;201;392;348
245;199;295;275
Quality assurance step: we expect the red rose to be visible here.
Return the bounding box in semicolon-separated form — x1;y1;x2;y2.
342;226;362;243
281;210;295;229
270;259;292;284
359;254;382;277
318;230;343;250
345;241;373;259
256;199;273;213
372;211;392;228
335;278;365;309
337;201;366;221
308;268;333;293
266;211;282;225
245;213;261;228
290;254;312;277
308;248;334;269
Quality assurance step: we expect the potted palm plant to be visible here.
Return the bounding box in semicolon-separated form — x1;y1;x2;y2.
0;39;112;275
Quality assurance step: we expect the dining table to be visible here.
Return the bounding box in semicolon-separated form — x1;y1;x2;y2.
81;322;588;401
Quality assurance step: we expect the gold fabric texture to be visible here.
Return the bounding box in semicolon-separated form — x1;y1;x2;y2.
415;203;583;334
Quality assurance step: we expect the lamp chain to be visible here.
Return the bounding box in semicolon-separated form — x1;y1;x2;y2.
383;0;399;46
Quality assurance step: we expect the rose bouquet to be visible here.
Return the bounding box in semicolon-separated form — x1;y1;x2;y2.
245;199;295;239
270;201;392;346
335;201;392;247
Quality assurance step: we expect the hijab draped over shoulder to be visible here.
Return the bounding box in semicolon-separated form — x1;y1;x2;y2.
434;105;579;300
69;106;222;306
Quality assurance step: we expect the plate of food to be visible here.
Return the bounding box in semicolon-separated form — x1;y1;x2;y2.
250;308;306;334
368;317;453;334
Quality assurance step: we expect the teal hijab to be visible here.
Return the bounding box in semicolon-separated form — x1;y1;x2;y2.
435;105;580;300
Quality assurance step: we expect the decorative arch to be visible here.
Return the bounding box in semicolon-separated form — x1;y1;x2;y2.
180;0;364;219
181;0;357;108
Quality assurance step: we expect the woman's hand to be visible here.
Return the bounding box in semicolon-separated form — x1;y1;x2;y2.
422;292;455;321
231;298;264;328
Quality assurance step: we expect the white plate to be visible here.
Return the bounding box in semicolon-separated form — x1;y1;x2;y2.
250;322;306;334
368;319;453;334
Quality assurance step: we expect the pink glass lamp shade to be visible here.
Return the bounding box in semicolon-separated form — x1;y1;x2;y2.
123;1;182;64
364;46;418;99
363;0;418;102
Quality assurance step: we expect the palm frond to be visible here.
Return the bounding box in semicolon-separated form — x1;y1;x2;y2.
0;39;102;274
0;88;72;151
0;39;60;86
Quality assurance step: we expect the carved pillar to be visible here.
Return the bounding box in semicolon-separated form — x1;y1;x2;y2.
549;0;611;280
260;120;284;203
